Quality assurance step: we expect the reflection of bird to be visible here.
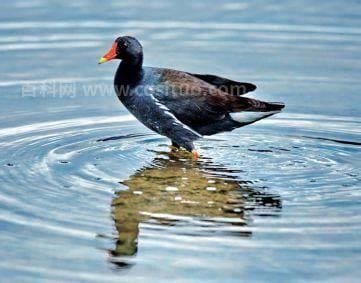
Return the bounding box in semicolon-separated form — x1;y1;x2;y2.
110;150;281;259
99;36;285;157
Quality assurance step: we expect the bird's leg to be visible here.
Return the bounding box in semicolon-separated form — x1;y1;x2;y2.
171;141;199;159
171;141;181;149
184;141;199;160
170;141;181;152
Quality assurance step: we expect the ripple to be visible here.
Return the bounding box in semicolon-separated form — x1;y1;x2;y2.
0;112;359;279
1;0;361;280
1;21;360;35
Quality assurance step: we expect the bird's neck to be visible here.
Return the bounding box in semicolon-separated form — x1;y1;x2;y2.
115;54;144;88
122;52;143;69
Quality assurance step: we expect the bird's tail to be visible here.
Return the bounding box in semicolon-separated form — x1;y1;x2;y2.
261;101;285;112
230;100;285;124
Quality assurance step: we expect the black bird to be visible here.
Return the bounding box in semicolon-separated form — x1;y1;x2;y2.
99;36;284;158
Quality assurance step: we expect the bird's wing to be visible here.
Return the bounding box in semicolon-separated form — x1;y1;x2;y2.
152;69;273;127
186;73;257;95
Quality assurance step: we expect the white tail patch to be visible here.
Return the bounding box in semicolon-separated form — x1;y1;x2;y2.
230;111;280;123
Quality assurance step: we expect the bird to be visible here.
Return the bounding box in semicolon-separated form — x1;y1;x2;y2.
98;36;285;158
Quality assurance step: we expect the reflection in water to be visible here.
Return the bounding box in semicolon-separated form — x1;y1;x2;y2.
110;150;281;265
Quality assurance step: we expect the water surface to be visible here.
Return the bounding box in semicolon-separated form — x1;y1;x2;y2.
0;0;360;282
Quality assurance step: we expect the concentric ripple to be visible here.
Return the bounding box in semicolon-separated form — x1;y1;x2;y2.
0;112;360;280
1;1;361;280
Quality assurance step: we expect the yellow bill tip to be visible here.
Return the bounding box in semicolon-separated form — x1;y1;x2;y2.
98;57;108;64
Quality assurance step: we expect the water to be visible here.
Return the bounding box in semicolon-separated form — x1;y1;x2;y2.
0;0;360;282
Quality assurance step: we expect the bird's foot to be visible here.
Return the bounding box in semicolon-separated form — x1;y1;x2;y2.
192;150;200;160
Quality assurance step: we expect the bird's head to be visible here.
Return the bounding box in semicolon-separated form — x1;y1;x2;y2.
98;36;143;65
